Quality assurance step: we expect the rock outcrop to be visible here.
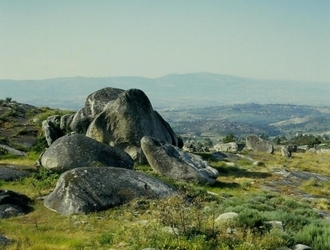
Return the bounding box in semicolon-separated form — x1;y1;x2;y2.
44;167;178;215
141;136;219;185
86;89;180;162
246;135;274;153
0;101;40;152
40;133;133;173
0;189;32;218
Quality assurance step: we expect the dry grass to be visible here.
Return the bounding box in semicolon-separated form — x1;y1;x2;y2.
1;150;330;249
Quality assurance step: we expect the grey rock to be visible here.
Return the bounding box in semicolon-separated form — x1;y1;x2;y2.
60;114;74;130
214;142;239;153
281;145;292;157
87;89;180;162
44;167;178;215
265;220;284;231
292;244;312;250
210;151;228;161
42;115;64;146
70;87;124;133
246;135;274;153
162;226;180;235
0;165;30;181
0;234;11;246
141;136;219;185
215;212;238;223
40;133;133;173
252;161;265;167
0;144;26;156
0;189;32;218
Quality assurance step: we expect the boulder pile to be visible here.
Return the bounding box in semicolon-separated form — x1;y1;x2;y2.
38;87;219;215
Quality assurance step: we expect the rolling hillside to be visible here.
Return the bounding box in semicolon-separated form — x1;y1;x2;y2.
1;73;330;110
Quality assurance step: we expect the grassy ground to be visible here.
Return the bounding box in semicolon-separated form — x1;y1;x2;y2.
1;150;330;249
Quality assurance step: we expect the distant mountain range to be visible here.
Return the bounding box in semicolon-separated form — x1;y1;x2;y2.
1;73;329;110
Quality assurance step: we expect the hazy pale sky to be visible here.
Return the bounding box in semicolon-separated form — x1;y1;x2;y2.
1;1;329;82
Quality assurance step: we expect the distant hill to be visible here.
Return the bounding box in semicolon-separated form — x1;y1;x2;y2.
1;73;330;110
161;103;330;138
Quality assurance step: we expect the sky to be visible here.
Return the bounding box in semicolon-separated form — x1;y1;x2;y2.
0;0;329;82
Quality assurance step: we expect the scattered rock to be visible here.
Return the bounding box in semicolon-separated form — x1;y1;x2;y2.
86;89;180;163
246;135;274;153
40;134;134;173
44;167;178;215
141;136;219;185
0;189;32;218
0;165;30;181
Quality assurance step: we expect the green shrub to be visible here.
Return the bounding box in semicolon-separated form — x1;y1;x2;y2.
32;167;60;192
234;208;269;233
98;232;114;245
31;134;48;153
295;221;330;250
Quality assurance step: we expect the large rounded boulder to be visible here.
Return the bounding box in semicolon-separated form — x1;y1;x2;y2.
70;87;124;133
40;133;133;173
44;167;178;215
86;89;180;162
141;136;219;185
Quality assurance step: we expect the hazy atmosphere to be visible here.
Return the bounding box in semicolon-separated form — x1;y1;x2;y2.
1;0;329;82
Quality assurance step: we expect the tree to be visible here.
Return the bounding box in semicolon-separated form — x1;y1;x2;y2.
5;97;12;103
223;133;235;143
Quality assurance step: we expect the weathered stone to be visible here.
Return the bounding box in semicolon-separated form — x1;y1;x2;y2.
0;165;30;181
0;189;32;218
44;167;178;215
70;87;124;133
246;135;274;153
40;133;133;173
141;136;219;185
86;89;180;162
214;142;239;153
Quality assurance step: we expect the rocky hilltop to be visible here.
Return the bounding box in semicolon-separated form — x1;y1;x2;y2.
0;98;41;155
